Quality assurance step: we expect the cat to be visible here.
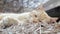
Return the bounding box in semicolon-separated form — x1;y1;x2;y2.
0;5;58;29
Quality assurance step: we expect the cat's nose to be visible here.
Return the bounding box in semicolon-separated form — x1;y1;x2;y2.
50;18;58;23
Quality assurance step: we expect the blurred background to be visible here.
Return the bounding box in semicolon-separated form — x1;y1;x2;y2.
0;0;48;13
0;0;60;13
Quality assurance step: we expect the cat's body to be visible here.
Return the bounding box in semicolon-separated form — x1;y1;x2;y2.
0;5;58;28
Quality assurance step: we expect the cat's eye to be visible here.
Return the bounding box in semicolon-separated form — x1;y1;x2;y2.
35;15;37;17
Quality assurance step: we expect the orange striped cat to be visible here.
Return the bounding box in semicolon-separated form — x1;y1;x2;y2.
0;5;58;28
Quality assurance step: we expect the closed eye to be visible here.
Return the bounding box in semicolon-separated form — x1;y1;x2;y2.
35;15;37;17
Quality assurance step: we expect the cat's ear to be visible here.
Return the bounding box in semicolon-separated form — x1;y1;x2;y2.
36;4;45;11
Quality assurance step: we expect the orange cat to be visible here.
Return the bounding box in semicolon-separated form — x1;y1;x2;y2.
0;5;58;28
